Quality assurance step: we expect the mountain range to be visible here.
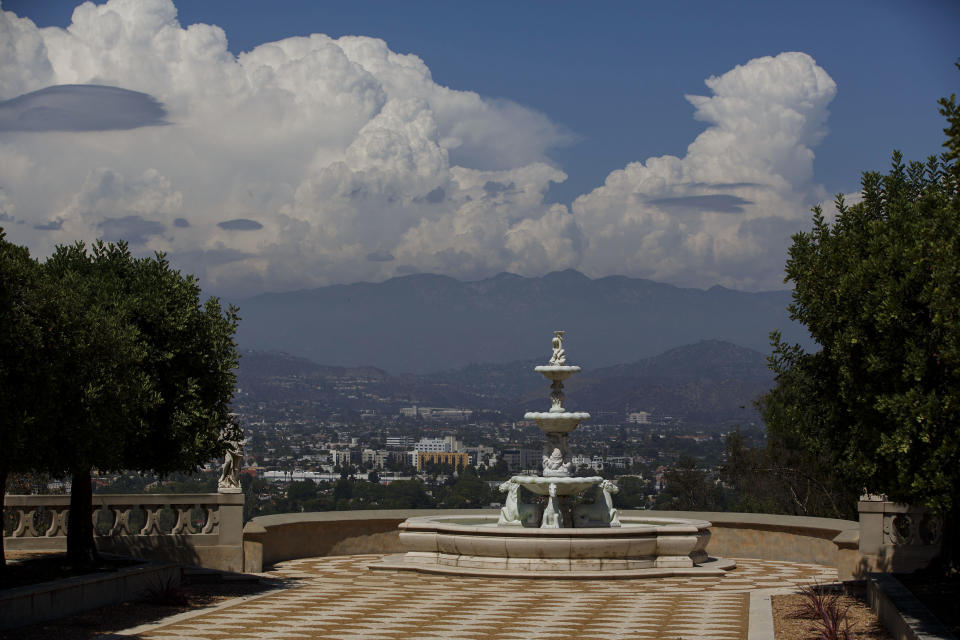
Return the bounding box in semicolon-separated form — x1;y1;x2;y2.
230;269;811;375
236;339;775;425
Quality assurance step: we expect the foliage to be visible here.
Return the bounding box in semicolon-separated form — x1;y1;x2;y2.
0;229;44;571
794;583;855;640
720;428;854;519
13;239;242;565
653;456;726;511
613;475;654;509
758;72;960;565
765;144;960;514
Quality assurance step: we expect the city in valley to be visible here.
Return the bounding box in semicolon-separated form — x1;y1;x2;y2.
79;340;767;518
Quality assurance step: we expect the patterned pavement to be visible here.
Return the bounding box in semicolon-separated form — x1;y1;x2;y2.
132;554;837;640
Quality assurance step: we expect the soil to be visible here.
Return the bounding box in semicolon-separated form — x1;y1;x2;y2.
772;583;892;640
894;571;960;637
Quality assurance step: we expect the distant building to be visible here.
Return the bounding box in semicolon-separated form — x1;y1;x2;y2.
627;411;650;424
386;436;414;449
414;435;464;453
400;406;473;420
501;448;540;472
416;451;470;471
604;455;633;469
362;449;388;469
329;449;351;467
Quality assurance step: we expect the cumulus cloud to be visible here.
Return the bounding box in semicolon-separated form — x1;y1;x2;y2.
0;0;837;294
573;52;837;289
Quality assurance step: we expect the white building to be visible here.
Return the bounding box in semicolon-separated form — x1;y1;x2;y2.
413;435;464;453
627;411;650;424
329;449;352;467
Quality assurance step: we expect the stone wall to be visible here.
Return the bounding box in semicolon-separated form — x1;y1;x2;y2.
241;508;862;576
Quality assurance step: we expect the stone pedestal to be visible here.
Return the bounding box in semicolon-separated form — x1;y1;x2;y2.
858;497;942;573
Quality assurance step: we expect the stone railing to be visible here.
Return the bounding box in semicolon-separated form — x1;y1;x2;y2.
3;492;243;572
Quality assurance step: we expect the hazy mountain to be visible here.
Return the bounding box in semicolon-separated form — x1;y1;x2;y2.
237;340;773;425
231;269;809;374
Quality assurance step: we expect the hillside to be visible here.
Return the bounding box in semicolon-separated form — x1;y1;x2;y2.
236;340;773;425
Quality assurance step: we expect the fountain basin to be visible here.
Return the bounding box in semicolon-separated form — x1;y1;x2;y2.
372;514;734;577
534;365;580;381
524;412;590;432
509;475;602;495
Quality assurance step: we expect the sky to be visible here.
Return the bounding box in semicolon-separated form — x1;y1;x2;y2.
0;0;957;296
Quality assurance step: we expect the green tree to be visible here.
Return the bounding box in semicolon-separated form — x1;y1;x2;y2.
445;467;491;507
40;241;241;566
654;456;725;511
762;78;960;566
0;230;44;572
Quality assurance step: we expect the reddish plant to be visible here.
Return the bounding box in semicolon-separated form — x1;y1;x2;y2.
795;582;856;640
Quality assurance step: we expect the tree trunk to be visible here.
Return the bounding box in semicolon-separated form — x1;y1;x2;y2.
0;464;7;573
66;467;99;568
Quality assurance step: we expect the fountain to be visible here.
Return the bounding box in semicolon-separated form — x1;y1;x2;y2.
373;332;734;577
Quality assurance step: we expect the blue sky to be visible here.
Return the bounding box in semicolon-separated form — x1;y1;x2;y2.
0;0;957;294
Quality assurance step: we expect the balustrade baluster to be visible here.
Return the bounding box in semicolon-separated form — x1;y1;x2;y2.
110;507;132;535
46;508;69;537
201;506;220;534
13;508;38;537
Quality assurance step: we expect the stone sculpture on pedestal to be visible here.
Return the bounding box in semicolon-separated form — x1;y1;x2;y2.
218;438;244;493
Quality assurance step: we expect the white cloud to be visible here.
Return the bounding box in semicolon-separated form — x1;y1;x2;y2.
0;0;837;294
574;52;837;290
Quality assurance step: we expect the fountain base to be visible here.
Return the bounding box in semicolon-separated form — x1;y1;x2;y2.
372;514;735;578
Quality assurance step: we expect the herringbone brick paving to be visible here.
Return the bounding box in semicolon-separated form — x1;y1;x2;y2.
134;554;836;640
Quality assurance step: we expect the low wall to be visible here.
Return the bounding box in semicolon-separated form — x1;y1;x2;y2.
4;492;244;572
243;509;484;572
0;560;180;630
241;508;861;576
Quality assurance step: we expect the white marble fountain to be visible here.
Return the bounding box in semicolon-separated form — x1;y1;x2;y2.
374;332;733;577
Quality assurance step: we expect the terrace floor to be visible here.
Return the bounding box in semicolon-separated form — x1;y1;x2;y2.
122;554;838;640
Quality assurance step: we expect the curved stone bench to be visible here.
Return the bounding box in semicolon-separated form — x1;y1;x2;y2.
242;508;860;578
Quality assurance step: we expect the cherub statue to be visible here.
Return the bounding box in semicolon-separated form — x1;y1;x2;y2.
218;438;244;492
549;330;566;365
543;447;565;471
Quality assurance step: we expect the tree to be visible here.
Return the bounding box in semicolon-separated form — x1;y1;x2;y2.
0;230;44;572
654;456;725;511
762;77;960;567
39;241;241;566
719;428;851;518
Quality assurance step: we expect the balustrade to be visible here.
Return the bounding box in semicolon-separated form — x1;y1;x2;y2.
3;494;225;540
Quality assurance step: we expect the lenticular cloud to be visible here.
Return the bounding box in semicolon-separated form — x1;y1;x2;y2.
0;0;837;294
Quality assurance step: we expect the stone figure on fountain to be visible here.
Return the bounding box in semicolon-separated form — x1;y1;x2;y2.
218;438;244;493
573;479;622;527
549;330;566;366
497;479;541;527
541;483;562;528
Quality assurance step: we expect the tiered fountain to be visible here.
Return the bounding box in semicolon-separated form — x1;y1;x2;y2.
498;330;618;529
374;332;734;577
